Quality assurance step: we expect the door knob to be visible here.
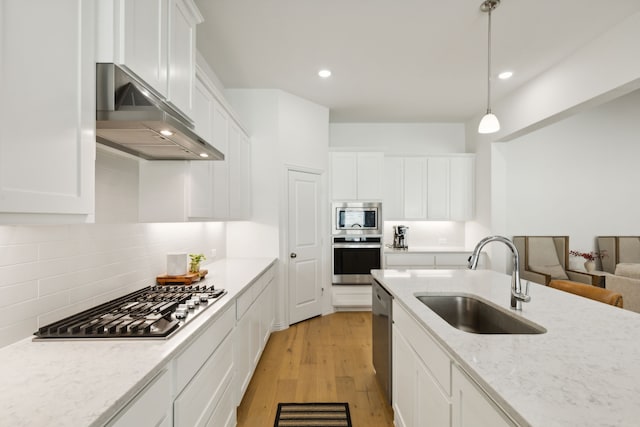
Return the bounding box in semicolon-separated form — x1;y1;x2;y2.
290;252;297;258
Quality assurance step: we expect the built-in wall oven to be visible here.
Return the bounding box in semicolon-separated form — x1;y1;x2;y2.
331;202;383;285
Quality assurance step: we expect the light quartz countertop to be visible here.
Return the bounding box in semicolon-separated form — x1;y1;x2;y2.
384;246;474;253
0;257;276;427
372;268;640;427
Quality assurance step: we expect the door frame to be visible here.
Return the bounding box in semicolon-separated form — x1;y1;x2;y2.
282;165;330;327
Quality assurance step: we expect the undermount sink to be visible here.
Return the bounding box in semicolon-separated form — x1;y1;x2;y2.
416;294;546;335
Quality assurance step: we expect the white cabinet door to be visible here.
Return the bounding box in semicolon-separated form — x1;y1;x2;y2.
102;0;200;120
120;0;169;97
394;302;452;427
228;122;251;220
403;157;427;219
416;356;451;427
0;0;95;220
393;326;416;427
330;152;358;200
167;0;198;118
427;157;450;220
330;152;383;201
356;152;384;200
192;73;214;142
383;157;404;220
452;366;515;427
382;155;474;221
450;156;474;221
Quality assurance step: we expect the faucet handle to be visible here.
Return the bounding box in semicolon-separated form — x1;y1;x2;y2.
514;280;531;302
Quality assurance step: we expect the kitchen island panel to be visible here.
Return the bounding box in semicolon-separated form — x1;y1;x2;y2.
373;268;640;427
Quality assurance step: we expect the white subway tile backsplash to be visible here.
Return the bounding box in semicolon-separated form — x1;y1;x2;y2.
0;262;40;287
0;222;226;348
0;319;37;346
0;244;38;266
0;281;38;309
0;292;69;326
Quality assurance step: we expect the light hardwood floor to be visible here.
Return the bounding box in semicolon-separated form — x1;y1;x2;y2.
237;311;394;427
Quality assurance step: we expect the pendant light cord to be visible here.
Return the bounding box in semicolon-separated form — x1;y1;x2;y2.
486;5;492;113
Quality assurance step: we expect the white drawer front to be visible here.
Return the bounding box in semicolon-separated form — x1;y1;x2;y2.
107;368;171;427
236;265;275;320
174;335;235;427
435;253;471;267
175;304;235;392
385;253;435;267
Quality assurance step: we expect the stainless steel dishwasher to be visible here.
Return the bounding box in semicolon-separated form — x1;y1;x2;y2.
372;279;392;404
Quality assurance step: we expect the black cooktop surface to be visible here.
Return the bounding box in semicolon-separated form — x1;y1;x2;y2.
33;285;226;340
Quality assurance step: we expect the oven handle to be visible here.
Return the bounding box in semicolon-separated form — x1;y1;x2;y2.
332;243;382;249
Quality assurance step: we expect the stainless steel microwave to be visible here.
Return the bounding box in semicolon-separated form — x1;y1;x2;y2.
332;202;382;235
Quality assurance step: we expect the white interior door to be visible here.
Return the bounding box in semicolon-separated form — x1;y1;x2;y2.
288;170;323;324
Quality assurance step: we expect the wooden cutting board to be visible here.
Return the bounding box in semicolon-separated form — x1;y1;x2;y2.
156;269;208;286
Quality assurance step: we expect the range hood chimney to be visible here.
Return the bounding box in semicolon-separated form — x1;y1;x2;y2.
96;63;224;161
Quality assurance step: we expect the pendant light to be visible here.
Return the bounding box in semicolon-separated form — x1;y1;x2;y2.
478;0;500;134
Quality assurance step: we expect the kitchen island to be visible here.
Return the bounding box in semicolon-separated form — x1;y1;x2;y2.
373;268;640;427
0;257;277;427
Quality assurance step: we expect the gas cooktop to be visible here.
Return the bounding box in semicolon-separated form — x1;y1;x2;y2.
33;284;226;340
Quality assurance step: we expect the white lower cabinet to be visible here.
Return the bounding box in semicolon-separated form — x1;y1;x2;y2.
107;264;276;427
173;305;236;427
235;265;276;401
393;301;451;427
384;252;486;270
106;368;172;427
393;301;515;427
452;366;515;427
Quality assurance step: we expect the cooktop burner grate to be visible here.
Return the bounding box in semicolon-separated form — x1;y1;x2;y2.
33;285;226;340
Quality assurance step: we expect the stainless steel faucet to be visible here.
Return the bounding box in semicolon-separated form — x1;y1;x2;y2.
468;235;531;310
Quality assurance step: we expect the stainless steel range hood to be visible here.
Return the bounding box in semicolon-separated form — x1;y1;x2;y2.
96;63;224;161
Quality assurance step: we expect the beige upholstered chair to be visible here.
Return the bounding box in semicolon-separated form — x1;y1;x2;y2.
513;236;622;307
597;236;640;313
513;236;603;286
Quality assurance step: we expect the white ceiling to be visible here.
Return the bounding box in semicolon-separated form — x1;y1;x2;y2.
195;0;640;123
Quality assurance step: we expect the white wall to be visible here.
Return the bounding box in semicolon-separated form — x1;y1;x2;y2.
330;122;465;154
504;89;640;269
0;221;226;348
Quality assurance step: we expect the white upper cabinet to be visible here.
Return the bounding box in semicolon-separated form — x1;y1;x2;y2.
403;157;428;220
228;122;251;220
330;152;383;201
98;0;202;120
187;64;251;222
383;155;475;221
449;156;475;221
167;0;199;118
426;157;450;220
0;0;95;222
119;0;169;98
383;157;404;219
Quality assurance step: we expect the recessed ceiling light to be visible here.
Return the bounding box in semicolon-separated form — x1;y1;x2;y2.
318;69;332;78
498;71;513;80
199;153;209;158
160;129;174;136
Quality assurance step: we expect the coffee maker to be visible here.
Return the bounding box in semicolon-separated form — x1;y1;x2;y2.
392;225;409;249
